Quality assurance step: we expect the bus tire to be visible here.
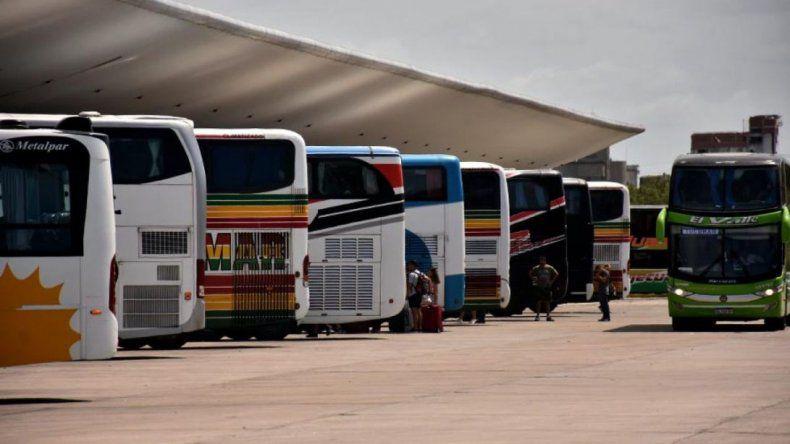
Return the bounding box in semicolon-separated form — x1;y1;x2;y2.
671;317;691;331
148;335;187;350
228;332;253;341
118;339;148;350
256;325;290;341
765;317;786;331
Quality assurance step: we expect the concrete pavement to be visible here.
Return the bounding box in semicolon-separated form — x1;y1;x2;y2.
1;298;789;443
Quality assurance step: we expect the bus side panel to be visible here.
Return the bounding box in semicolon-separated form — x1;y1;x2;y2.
380;213;406;319
405;203;447;306
0;259;83;366
444;200;465;311
498;174;511;309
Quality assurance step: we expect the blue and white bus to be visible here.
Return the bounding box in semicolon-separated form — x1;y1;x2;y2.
402;154;465;311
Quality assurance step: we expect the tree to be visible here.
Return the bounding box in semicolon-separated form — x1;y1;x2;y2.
629;174;670;205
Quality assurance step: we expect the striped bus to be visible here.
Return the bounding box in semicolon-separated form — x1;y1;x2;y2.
196;129;309;340
589;181;631;298
460;162;510;315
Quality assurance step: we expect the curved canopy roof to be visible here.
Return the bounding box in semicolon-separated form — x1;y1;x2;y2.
0;0;643;168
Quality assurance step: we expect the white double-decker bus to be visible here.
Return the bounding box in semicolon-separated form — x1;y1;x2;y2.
402;154;465;311
304;146;406;330
196;129;309;341
3;113;207;349
460;162;511;319
588;181;631;298
0;119;117;365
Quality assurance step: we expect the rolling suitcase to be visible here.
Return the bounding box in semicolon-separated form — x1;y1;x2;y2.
421;304;444;333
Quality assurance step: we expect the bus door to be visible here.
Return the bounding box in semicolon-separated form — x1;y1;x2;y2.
0;125;117;365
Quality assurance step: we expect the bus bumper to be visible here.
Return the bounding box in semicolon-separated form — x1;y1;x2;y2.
668;293;785;320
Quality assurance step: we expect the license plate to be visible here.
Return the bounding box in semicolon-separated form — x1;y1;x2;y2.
715;307;733;315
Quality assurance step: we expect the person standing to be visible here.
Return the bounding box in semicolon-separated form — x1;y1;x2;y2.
529;256;558;322
406;260;424;331
594;264;612;322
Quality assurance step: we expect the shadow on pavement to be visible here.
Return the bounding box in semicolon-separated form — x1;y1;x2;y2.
111;355;182;360
606;323;771;333
184;344;282;350
0;398;89;405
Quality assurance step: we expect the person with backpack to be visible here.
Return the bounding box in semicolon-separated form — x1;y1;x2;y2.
594;264;612;322
529;256;559;322
406;260;431;332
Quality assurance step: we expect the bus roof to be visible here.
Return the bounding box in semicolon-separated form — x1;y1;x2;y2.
562;177;588;186
460;161;505;171
673;153;786;167
307;146;401;157
194;128;305;145
401;154;461;168
588;181;628;190
505;168;562;179
0;112;195;127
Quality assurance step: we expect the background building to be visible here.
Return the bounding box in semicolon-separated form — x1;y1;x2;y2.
558;147;639;187
691;115;781;154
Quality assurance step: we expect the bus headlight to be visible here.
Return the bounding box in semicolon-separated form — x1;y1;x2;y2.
755;285;782;297
673;288;684;296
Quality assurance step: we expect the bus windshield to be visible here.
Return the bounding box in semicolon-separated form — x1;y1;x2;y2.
462;171;500;210
508;178;548;213
670;225;781;282
199;139;295;193
404;166;447;201
309;158;393;199
671;166;780;212
0;161;86;256
590;189;624;222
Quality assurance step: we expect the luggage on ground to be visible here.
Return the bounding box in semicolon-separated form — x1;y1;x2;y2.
421;304;444;333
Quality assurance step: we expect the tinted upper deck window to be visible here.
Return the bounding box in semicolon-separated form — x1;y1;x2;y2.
590;189;624;222
462;170;500;210
199;139;295;193
404;166;447;201
99;127;191;184
308;157;393;199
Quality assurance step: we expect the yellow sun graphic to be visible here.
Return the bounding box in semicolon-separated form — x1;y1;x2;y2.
0;264;81;367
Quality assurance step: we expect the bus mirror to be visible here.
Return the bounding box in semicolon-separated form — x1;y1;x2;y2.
656;208;666;242
783;207;790;243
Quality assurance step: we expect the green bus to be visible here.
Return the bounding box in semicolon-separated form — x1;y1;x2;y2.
658;153;790;331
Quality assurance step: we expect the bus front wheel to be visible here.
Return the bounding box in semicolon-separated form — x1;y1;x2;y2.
765;317;786;331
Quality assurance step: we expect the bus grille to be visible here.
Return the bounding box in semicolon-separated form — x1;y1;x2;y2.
464;268;501;305
594;244;621;262
309;264;375;312
157;265;180;281
122;285;180;329
406;235;439;256
231;232;295;324
325;237;375;260
141;230;188;256
466;239;497;255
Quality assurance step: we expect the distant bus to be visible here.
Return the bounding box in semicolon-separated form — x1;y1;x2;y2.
589;181;631;298
659;153;790;330
460;162;510;314
402;154;465;311
4;113;207;349
0;120;118;366
504;169;568;314
304;146;406;326
196;129;309;340
630;205;668;294
563;177;594;301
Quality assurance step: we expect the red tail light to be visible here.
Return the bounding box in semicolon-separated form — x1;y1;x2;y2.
196;259;206;298
109;255;118;314
302;255;310;284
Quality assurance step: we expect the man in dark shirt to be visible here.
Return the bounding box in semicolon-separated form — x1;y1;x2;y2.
529;256;558;322
594;264;612;322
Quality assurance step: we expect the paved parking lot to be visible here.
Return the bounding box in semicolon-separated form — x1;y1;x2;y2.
1;298;789;443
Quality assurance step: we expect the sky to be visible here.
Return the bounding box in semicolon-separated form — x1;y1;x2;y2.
181;0;790;175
